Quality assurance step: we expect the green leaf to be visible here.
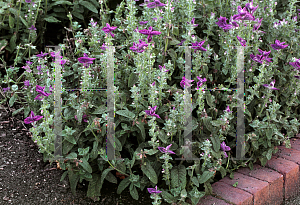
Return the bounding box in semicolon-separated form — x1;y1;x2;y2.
51;0;73;6
19;15;28;28
210;134;220;152
191;176;199;187
79;157;92;173
60;170;68;182
266;128;273;140
116;110;135;120
92;105;106;114
198;171;214;184
259;156;268;167
135;119;146;141
168;48;177;59
161;190;176;203
9;93;17;107
129;183;139;200
24;106;30;119
128;73;139;88
68;169;80;196
44;16;61;23
63;132;77;144
266;148;272;160
9;15;14;29
79;1;98;13
117;177;131;194
72;11;84;20
170;165;186;189
105;171;118;184
0;39;8;51
172;26;179;36
66;152;77;159
141;162;158;184
9;34;16;51
12;107;24;116
99;167;114;191
87;174;99;200
219;166;227;178
169;38;181;46
233;182;238;187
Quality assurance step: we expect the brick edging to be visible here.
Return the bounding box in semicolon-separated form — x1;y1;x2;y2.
198;135;300;205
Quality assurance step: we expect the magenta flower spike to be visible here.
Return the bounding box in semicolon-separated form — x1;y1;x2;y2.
187;18;198;27
138;26;161;43
271;40;289;50
147;186;162;195
224;105;233;113
237;36;247;47
75;114;88;123
180;76;194;88
263;80;280;90
145;106;161;118
130;39;149;53
250;54;264;64
35;85;52;101
191;40;207;52
216;16;234;31
245;1;259;15
158;144;176;154
78;53;96;68
28;25;37;30
147;0;166;8
289;58;300;70
253;18;263;31
102;23;117;38
158;65;169;72
24;80;31;87
36;51;48;58
196;76;207;89
177;39;186;46
24;111;43;124
220;141;231;158
139;21;149;25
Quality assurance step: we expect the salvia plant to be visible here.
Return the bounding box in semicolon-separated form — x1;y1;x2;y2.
1;0;300;204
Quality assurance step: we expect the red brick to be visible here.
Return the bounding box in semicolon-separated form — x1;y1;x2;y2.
290;138;300;151
237;163;284;205
275;146;300;164
211;181;253;205
262;155;300;200
219;172;269;204
196;195;232;205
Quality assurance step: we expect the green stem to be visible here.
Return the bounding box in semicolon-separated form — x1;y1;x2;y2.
107;160;129;177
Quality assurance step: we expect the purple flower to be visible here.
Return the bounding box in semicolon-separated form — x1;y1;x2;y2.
177;39;186;46
100;43;108;51
25;0;32;3
250;54;264;64
271;40;289;50
138;26;161;43
258;49;271;58
130;39;149;53
245;1;259;15
78;53;96;68
24;111;43;124
28;25;37;30
224;106;233;113
180;76;194;88
216;16;231;30
191;40;207;52
145;106;161;118
75;114;88;123
147;0;166;8
24;80;31;87
237;36;247;47
158;144;176;154
139;21;149;25
253;18;263;31
151;81;155;86
289;58;300;70
220;141;231;158
90;19;97;27
36;51;48;58
295;76;300;79
263;80;280;90
102;23;117;38
158;65;169;72
233;6;255;21
147;186;162;195
196;76;207;89
26;61;33;65
187;18;198;27
2;87;10;93
35;85;52;101
22;65;32;73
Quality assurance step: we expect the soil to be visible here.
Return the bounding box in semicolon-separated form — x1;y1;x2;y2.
0;101;170;205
